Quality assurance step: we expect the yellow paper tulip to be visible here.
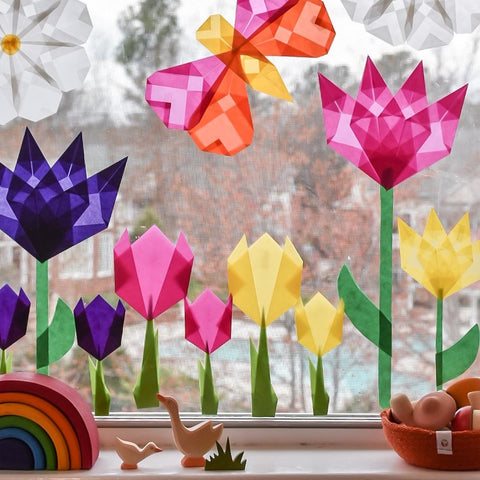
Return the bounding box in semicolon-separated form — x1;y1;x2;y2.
398;209;480;299
227;233;303;326
295;293;344;357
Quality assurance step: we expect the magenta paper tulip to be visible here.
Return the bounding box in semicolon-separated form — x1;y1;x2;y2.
114;226;194;320
114;225;194;408
185;289;232;354
319;57;467;190
185;289;232;414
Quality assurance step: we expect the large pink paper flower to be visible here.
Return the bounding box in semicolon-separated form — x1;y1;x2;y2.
318;57;467;189
114;226;194;320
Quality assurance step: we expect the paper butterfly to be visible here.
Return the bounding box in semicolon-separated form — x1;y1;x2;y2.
145;0;335;156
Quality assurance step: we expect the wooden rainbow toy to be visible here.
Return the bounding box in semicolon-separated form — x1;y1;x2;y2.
0;372;99;470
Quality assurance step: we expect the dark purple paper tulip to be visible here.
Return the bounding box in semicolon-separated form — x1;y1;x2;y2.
0;285;30;350
0;128;127;262
74;296;125;361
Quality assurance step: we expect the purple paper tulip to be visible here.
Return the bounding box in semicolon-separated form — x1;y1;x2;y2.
0;128;127;262
74;296;125;361
0;285;30;350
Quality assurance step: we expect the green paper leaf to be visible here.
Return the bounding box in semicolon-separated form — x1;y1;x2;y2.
338;265;391;355
250;318;277;417
199;352;219;415
437;324;480;387
37;298;75;369
134;320;160;408
309;356;329;416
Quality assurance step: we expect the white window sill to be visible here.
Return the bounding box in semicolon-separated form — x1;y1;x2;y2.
3;414;480;479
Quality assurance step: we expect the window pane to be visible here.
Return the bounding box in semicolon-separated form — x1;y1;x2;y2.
0;0;478;415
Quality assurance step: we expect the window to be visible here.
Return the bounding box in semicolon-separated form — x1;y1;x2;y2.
0;0;479;421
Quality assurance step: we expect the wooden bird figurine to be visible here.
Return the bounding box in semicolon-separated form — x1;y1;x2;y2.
115;437;162;469
157;393;223;467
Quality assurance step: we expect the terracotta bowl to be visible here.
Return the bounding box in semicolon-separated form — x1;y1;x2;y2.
381;408;480;470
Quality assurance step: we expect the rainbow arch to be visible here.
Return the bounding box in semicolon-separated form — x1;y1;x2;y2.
0;372;99;470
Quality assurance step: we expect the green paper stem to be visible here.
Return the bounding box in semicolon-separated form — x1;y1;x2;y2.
36;259;49;375
378;186;393;408
90;357;111;416
309;355;329;416
250;315;277;417
436;297;443;390
133;319;159;408
199;352;219;415
0;350;6;374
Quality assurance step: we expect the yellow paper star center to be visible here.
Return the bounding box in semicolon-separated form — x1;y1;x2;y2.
1;34;21;55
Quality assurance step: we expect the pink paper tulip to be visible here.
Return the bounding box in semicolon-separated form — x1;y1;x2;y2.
114;226;194;320
318;57;467;189
185;289;232;354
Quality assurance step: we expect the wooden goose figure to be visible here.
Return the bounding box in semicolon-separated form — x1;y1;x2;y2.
157;393;223;467
115;437;162;469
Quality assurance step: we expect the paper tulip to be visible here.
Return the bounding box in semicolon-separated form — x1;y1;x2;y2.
185;289;232;414
319;57;467;191
319;58;466;408
399;210;480;390
228;233;302;416
0;128;127;374
74;296;125;415
114;226;194;408
0;285;30;374
295;294;343;415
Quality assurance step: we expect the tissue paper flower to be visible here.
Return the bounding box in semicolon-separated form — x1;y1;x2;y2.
319;57;467;191
114;225;194;408
341;0;480;50
146;0;335;155
0;128;127;375
0;0;92;124
319;57;467;408
295;294;343;415
0;128;128;262
185;289;232;414
74;295;125;415
398;209;480;389
0;285;30;373
228;233;302;416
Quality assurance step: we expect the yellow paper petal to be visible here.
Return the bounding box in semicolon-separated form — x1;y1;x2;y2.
267;237;302;325
227;235;261;322
196;14;234;55
423;209;447;247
